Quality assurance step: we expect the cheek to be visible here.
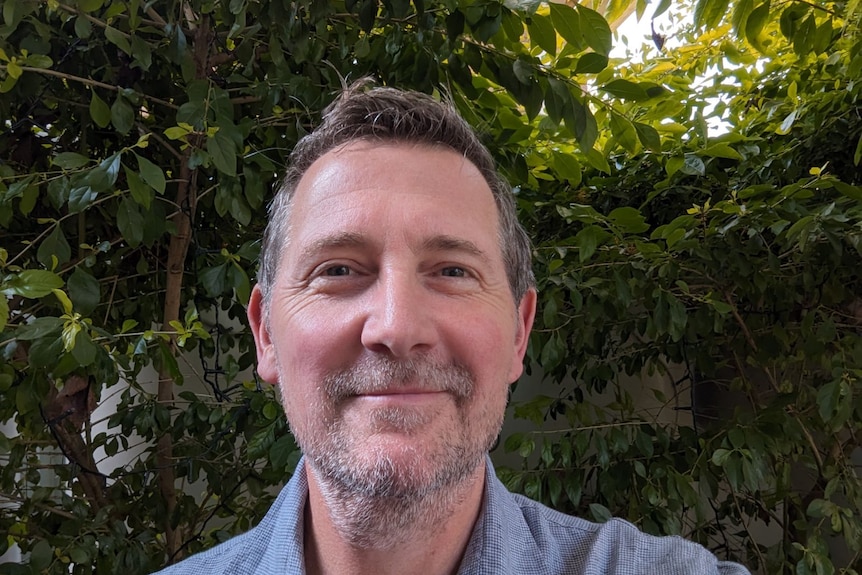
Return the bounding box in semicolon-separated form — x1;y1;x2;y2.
274;301;363;383
447;314;518;386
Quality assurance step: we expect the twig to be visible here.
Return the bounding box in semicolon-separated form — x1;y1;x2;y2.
56;3;131;38
0;65;177;109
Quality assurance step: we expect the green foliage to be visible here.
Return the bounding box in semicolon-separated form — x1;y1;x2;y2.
0;0;859;573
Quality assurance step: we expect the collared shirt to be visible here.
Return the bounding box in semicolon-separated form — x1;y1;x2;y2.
154;457;750;574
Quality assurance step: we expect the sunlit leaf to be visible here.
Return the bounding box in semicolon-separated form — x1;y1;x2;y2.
527;13;557;56
548;3;582;48
600;79;650;101
576;4;612;56
3;270;64;298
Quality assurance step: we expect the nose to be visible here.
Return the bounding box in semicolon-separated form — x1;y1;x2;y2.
360;269;438;358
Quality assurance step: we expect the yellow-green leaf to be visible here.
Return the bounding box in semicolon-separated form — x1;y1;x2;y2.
6;60;22;79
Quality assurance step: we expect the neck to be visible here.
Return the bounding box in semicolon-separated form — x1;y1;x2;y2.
303;459;486;575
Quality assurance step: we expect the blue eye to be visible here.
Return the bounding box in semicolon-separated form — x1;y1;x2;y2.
325;265;351;276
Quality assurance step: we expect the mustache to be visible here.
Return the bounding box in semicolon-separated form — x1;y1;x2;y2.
323;355;474;402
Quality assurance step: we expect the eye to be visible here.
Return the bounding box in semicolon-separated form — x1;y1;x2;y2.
324;265;352;277
440;266;467;278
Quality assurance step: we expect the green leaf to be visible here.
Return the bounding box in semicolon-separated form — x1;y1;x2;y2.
177;94;207;129
68;186;97;213
512;59;534;85
549;3;582;48
67;267;100;316
793;13;817;55
610;114;639;153
72;329;98;365
24;54;52;69
776;109;797;135
574;53;608;74
566;97;598;150
600;79;650;101
69;545;90;565
694;0;731;31
664;156;685;177
745;2;771;51
831;179;862;200
575;225;607;262
30;540;53;571
134;153;166;194
576;5;612;56
130;34;152;70
6;60;21;79
528;13;557;55
583;147;610;173
552;151;582;186
853;135;862;166
89;153;122;191
358;0;377;32
74;14;93;38
0;296;8;332
37;225;71;268
125;165;153;209
104;25;131;54
14;318;62;344
589;502;612;523
701;143;742;159
609;207;650;233
732;0;754;38
117;197;144;247
207;130;237;176
712;447;731;466
813;19;833;54
54;152;90;169
3;270;64;298
680;154;706;176
77;0;104;11
445;9;465;41
165;125;193;140
634;122;661;153
270;434;297;470
200;263;228;297
89;90;112;128
111;96;135;134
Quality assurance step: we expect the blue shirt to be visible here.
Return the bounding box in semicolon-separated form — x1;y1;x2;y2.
154;457;750;574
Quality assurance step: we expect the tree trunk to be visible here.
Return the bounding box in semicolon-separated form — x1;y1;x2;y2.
156;9;211;562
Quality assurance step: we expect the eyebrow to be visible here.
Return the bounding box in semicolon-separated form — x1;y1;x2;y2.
422;235;490;263
298;232;490;263
299;232;368;261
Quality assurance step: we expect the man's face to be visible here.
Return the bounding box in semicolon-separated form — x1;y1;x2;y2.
248;142;536;496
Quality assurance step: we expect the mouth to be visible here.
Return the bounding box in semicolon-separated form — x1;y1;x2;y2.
351;389;449;404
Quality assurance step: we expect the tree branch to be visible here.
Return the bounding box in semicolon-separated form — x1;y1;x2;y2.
0;65;178;110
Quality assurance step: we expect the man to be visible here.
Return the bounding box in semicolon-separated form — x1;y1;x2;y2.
156;83;750;574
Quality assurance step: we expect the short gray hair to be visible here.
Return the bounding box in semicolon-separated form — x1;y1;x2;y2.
258;82;535;303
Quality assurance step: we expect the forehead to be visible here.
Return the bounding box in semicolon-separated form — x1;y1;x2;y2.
286;141;501;248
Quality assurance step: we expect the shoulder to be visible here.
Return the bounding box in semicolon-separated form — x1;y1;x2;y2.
489;478;750;575
152;529;262;574
150;465;309;575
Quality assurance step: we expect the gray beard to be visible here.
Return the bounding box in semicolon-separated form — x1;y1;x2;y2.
308;448;480;549
293;355;499;548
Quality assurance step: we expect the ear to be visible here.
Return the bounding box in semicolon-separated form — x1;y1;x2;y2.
508;287;537;383
248;284;279;384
